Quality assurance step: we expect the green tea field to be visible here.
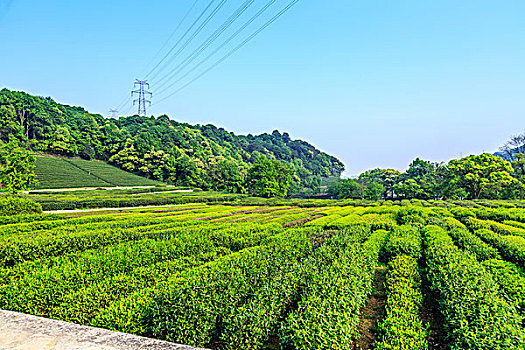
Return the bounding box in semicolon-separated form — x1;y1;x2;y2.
34;156;162;189
0;201;524;349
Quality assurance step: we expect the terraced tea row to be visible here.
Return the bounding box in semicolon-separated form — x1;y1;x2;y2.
1;203;525;349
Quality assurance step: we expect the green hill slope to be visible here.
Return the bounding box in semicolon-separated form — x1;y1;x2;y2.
34;156;161;189
0;88;344;193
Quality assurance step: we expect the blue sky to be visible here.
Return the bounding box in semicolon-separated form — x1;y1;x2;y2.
1;0;524;176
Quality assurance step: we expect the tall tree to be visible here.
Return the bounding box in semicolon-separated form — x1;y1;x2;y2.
447;153;516;199
246;156;291;198
0;141;37;193
359;168;400;198
205;161;245;193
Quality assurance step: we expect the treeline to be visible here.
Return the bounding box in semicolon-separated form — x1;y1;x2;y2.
329;152;525;200
0;89;344;194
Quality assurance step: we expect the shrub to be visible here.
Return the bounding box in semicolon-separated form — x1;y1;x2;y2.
424;226;524;349
0;196;42;216
395;206;429;227
384;225;422;260
376;255;428;350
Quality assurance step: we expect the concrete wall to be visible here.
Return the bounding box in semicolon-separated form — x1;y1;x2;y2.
0;310;208;350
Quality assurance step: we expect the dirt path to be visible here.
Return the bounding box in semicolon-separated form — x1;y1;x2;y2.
43;204;188;214
353;265;388;350
25;186;161;193
420;287;449;350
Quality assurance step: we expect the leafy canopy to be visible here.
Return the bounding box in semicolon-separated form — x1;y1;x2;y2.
0;141;37;193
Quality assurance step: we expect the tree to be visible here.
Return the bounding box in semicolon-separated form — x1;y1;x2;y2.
205;161;245;193
79;144;95;160
164;155;201;187
509;154;525;199
0;88;346;192
394;158;444;199
364;182;384;200
139;147;170;180
393;179;422;199
500;133;525;161
328;178;364;199
359;168;400;198
109;139;141;173
0;141;37;193
447;153;516;199
246;156;291;198
50;126;77;156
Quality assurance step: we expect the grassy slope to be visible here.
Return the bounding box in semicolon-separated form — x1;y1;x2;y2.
34;156;161;189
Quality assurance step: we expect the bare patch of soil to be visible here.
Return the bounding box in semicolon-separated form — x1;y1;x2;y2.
310;230;338;249
353;266;388;350
284;215;324;227
420;287;449;350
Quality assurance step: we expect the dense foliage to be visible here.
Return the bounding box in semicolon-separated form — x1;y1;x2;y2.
424;225;524;349
376;255;428;350
0;89;344;194
330;153;524;200
0;195;42;216
1;200;525;348
0;141;37;193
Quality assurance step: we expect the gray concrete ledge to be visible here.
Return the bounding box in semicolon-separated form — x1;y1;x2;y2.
0;310;208;350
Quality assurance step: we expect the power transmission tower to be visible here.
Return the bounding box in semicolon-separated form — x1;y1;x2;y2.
109;109;119;118
132;80;152;116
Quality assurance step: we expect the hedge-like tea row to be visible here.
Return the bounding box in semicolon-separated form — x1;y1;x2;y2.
440;227;523;317
0;214;119;238
280;229;387;349
503;220;525;230
0;213;63;225
141;228;314;348
0;196;42;216
383;225;422;260
475;207;525;223
463;217;525;239
439;216;467;230
325;213;396;231
0;222;282;318
424;225;524;349
375;255;428;350
481;259;525;316
0;221;194;267
475;229;525;269
54;250;227;325
447;229;501;261
0;212;218;266
305;213;341;227
36;193;244;211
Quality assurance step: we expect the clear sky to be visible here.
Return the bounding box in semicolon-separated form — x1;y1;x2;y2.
1;0;524;176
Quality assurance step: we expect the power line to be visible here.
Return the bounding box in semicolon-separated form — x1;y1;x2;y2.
154;0;301;105
154;0;278;98
111;0;201;114
121;103;134;116
115;93;132;111
147;0;228;82
145;0;216;80
140;0;202;78
154;0;256;91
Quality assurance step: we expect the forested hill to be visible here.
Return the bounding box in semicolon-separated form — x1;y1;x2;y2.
0;89;344;192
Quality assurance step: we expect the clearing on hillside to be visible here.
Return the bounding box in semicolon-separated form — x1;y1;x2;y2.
34;155;162;189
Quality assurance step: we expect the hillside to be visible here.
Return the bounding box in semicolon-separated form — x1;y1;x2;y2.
0;89;344;193
34;156;161;189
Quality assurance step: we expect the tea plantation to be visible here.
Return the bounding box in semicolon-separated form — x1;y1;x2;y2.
34;156;161;189
1;201;524;349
